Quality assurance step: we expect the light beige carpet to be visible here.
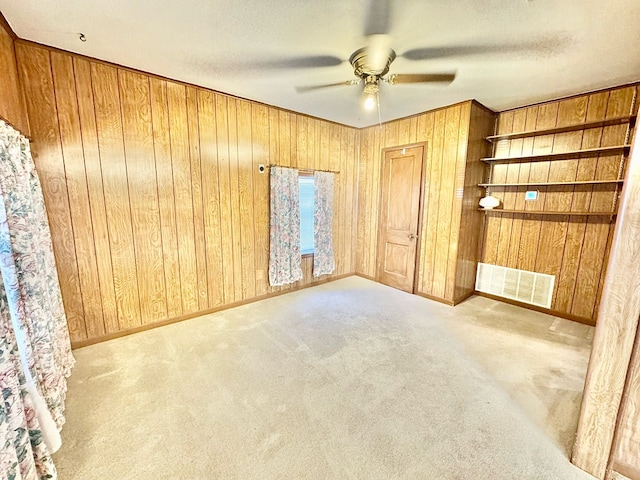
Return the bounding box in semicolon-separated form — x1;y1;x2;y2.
54;276;595;479
436;293;594;457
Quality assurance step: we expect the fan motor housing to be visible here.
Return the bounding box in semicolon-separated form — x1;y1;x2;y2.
349;47;397;78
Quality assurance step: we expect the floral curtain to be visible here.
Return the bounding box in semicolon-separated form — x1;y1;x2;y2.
0;120;74;479
0;280;57;480
269;167;303;286
313;171;335;277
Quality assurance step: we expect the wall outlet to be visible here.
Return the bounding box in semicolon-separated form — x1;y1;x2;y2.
256;269;264;280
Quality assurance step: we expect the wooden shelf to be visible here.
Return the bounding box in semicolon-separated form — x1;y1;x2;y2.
479;208;617;216
481;145;630;164
479;180;624;188
480;114;630;223
486;115;636;142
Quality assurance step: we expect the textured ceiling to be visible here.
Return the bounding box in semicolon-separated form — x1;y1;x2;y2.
2;0;639;127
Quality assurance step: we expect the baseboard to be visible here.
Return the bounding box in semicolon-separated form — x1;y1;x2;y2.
355;272;376;282
414;291;456;306
453;291;475;306
474;291;596;326
78;274;596;349
355;274;463;307
356;274;463;307
71;273;355;349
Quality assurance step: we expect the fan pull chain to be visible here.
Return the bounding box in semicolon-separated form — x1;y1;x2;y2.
377;92;382;128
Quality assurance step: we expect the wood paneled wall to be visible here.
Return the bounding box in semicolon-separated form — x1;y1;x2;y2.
15;41;358;345
454;103;496;301
356;101;495;303
0;15;29;135
11;34;637;348
573;110;640;480
481;85;638;323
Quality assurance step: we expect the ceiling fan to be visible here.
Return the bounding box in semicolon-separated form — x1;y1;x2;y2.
292;0;458;110
278;0;565;111
295;41;456;110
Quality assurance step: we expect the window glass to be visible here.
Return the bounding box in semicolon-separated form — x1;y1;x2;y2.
299;176;314;254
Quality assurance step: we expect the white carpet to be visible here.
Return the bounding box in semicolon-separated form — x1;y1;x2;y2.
54;276;595;479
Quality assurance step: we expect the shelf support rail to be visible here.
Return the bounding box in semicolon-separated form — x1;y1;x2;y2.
487;162;494;196
612;89;638;215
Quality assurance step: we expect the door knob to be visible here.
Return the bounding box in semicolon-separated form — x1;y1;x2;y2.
408;233;417;240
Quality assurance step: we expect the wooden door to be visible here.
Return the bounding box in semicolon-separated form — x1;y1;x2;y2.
376;145;425;292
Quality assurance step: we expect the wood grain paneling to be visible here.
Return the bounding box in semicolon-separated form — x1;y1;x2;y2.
186;86;209;311
237;100;256;300
573;104;640;479
50;52;105;338
149;77;183;319
16;41;358;343
610;325;640;480
555;94;607;314
118;70;167;325
92;62;144;330
433;105;463;299
356;101;495;303
167;82;199;313
15;37;636;348
215;94;235;302
0;19;29;134
16;43;86;340
480;85;637;323
250;103;270;297
197;89;224;307
74;57;119;334
454;103;496;302
228;99;244;301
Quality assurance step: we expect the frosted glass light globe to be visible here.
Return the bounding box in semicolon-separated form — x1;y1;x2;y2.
479;195;500;209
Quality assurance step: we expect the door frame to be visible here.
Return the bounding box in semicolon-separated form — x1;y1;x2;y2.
375;142;429;294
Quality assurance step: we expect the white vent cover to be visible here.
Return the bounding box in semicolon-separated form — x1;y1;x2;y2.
475;263;555;309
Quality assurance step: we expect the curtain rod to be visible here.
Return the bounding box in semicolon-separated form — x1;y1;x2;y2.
267;164;340;174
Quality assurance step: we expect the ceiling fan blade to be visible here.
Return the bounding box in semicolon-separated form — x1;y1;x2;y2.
252;55;344;69
295;80;359;93
388;73;456;84
364;0;391;36
402;36;569;61
403;46;495;61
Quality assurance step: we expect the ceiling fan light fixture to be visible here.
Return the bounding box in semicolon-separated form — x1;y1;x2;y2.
364;93;377;110
363;76;379;111
295;38;456;116
363;76;379;94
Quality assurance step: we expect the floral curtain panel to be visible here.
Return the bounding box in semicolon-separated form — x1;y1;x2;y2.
0;280;57;480
269;167;303;286
0;120;74;479
313;171;335;277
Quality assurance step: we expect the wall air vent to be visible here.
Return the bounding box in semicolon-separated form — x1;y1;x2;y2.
475;263;555;309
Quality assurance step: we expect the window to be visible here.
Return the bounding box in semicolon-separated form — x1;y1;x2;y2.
299;175;314;255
